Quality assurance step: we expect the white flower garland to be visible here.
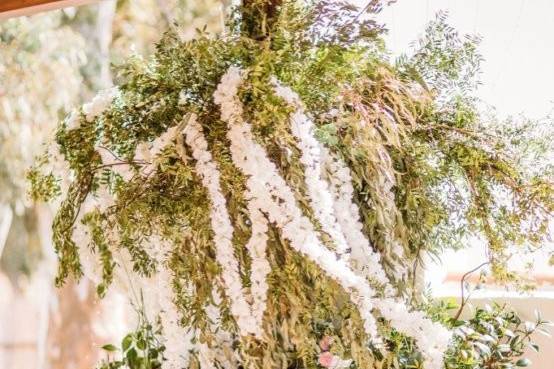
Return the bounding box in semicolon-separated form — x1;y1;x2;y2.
64;86;119;131
65;109;81;131
320;147;390;288
244;200;270;338
158;267;193;369
273;80;351;261
215;67;379;339
182;114;254;336
95;115;184;186
140;235;193;369
202;289;241;369
273;80;395;293
134;124;182;176
272;80;393;291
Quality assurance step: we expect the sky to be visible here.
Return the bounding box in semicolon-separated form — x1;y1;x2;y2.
376;0;554;120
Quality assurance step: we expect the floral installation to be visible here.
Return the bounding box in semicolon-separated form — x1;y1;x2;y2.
28;2;552;369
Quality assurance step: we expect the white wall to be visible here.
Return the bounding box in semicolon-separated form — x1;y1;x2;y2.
378;0;554;120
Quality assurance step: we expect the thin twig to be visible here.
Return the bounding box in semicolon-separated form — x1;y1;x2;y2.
453;261;490;321
98;145;124;161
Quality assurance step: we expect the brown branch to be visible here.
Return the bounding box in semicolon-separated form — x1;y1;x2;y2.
241;0;283;40
453;261;490;321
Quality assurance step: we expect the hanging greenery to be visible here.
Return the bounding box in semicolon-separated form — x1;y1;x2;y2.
29;1;553;369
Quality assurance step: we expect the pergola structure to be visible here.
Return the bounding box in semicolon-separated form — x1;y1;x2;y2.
0;0;97;19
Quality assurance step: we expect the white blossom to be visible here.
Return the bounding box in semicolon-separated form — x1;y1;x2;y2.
273;79;351;261
374;298;452;369
201;289;241;369
321;147;390;288
82;87;119;123
244;201;270;337
158;268;193;369
138;235;193;369
134;124;181;176
65;109;81;130
182;114;254;336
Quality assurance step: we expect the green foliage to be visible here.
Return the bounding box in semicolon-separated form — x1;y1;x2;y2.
445;304;552;369
27;166;61;202
397;11;482;100
97;299;166;369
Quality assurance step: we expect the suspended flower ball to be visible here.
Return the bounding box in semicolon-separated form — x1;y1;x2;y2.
28;2;553;369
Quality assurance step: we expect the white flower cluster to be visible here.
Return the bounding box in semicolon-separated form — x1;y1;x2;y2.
134;124;182;176
215;66;379;339
95;116;183;185
65;109;81;131
374;298;452;369
82;87;119;123
182;114;253;336
127;234;193;369
273;80;350;261
321;147;390;288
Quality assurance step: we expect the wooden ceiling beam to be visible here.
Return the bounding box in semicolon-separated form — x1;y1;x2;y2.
0;0;98;19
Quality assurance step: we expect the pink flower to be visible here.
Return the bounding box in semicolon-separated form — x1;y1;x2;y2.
319;336;334;351
318;352;335;368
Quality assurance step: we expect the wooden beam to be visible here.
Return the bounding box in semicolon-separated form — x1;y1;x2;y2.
0;0;98;19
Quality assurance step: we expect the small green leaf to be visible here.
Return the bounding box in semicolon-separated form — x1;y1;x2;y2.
528;342;539;353
516;358;531;367
97;283;107;298
122;334;133;352
126;347;138;365
137;338;146;350
102;344;117;352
